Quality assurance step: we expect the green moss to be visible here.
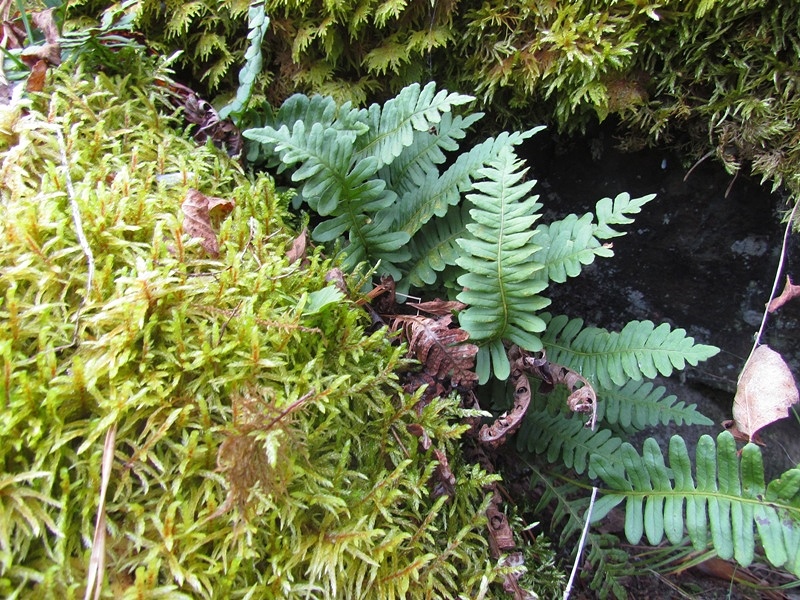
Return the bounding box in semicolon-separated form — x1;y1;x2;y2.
0;63;507;598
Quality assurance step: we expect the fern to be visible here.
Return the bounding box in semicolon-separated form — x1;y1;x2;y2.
591;432;800;576
532;192;656;284
244;83;547;279
599;379;713;431
218;0;268;122
354;81;474;170
516;409;623;478
542;314;720;389
456;148;551;382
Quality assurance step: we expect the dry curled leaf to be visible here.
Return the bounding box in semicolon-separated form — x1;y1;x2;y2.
25;59;47;92
406;299;467;316
393;314;479;387
181;189;234;257
522;349;598;429
768;276;800;313
478;362;531;448
286;227;308;265
32;8;60;44
732;345;799;442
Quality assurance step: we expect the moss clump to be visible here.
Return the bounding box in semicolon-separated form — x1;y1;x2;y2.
0;63;506;598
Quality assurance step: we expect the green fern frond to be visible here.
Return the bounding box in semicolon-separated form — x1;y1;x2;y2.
516;409;623;478
590;432;800;576
379;111;484;196
593;192;656;240
599;379;713;431
400;204;471;291
533;213;609;284
355;81;474;170
456;148;551;381
387;129;540;242
542;314;720;389
218;1;269;122
533;191;656;284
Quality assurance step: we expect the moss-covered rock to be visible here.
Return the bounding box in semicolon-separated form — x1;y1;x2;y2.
0;62;504;598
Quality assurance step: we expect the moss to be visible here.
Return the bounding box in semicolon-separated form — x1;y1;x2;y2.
0;62;508;598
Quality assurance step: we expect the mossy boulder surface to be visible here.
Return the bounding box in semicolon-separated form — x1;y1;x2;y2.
0;64;499;599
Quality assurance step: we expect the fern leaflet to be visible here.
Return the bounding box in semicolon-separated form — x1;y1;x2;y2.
355;81;474;169
599;379;713;430
456;148;551;382
516;409;623;478
591;432;800;576
532;192;656;284
542;314;720;389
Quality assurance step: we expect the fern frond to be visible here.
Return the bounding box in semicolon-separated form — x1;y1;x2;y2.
594;192;656;240
456;148;550;381
400;204;471;291
516;409;623;478
533;191;656;283
542;314;720;389
599;379;713;430
591;432;800;576
388;129;541;239
354;81;474;170
218;1;269;122
379;111;484;196
533;213;610;284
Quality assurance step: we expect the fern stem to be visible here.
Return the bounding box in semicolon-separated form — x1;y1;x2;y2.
564;486;598;600
742;197;799;379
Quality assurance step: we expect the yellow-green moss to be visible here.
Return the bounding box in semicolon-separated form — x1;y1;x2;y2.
0;63;506;598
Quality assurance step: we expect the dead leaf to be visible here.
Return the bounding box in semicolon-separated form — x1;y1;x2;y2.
286;227;308;265
32;8;60;44
25;59;47;92
478;362;531;448
733;345;799;442
768;276;800;313
407;299;467;316
20;43;61;66
521;349;598;429
392;314;479;387
182;189;234;258
207;195;235;216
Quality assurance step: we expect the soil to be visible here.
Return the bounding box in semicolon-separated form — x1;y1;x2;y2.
517;121;800;599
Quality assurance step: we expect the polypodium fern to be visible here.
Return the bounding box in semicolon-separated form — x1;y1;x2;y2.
456;148;551;382
590;432;800;577
532;192;656;284
541;314;720;390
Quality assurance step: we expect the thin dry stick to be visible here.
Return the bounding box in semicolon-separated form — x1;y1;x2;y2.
84;423;118;600
563;486;598;600
56;127;95;349
740;198;799;380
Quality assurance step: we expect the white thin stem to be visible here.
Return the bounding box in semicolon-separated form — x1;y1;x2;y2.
84;422;117;600
741;198;799;379
563;486;598;600
56;127;95;348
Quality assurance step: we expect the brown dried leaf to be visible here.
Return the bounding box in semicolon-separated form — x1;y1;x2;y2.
286;227;308;265
768;276;800;313
32;8;60;44
478;365;531;448
393;314;478;387
522;350;598;429
20;43;61;66
25;59;47;92
182;189;228;257
733;345;799;441
406;299;467;316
